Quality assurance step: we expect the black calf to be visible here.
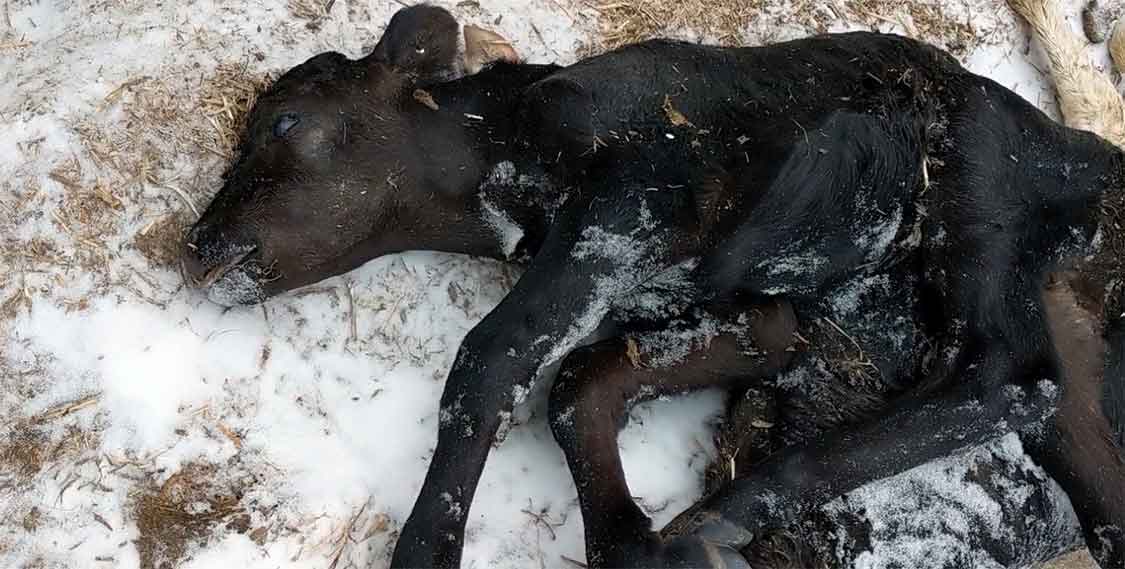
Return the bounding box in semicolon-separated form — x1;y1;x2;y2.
184;6;1125;567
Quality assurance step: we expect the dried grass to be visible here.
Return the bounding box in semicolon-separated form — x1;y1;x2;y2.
590;0;999;57
133;462;246;569
0;426;48;481
593;0;769;48
85;61;274;237
195;63;277;159
0;61;276;315
0;237;61;318
83;61;274;179
288;0;339;31
845;0;981;55
0;423;99;485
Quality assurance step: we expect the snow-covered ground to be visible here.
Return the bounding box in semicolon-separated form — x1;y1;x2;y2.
0;1;1119;568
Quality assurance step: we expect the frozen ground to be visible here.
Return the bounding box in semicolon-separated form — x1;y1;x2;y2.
0;0;1120;568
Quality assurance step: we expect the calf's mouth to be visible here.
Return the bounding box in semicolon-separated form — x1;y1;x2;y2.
182;244;258;289
181;244;271;306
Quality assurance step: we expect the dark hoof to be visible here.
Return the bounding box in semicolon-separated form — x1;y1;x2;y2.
681;514;755;549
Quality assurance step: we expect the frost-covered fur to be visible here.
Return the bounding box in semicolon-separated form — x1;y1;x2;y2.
732;435;1083;569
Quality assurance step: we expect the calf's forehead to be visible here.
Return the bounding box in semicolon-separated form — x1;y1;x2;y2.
245;58;409;133
261;56;356;106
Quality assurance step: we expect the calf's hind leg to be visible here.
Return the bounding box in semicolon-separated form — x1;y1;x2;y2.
663;241;1066;549
548;298;796;568
1025;277;1125;567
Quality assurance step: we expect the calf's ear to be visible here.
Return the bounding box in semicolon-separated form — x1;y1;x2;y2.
463;25;520;74
365;4;461;85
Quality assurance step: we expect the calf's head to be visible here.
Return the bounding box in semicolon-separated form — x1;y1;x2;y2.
183;5;510;305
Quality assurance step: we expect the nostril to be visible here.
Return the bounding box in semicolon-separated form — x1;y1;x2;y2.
184;222;207;246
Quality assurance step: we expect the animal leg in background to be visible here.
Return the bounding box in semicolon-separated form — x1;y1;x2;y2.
547;300;796;568
1008;0;1125;147
1112;20;1125;72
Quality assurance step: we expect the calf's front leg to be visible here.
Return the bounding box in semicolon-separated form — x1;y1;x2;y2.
391;188;695;568
390;258;613;568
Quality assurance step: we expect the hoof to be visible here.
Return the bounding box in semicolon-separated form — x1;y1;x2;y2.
601;524;754;568
682;514;755;549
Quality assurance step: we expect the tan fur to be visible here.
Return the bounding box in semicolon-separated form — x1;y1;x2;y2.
1111;19;1125;74
1007;0;1125;148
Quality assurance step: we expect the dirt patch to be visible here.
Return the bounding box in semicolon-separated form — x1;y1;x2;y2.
132;462;247;569
20;507;42;533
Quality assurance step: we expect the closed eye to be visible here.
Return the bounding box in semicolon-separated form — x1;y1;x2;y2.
273;113;300;138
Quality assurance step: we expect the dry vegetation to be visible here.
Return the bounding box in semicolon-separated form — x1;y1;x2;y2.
132;462;248;569
702;387;776;496
132;213;193;269
288;0;336;30
1;40;279;565
0;420;100;491
594;0;765;47
0;425;50;482
74;60;274;207
589;0;1003;57
0;61;274;318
